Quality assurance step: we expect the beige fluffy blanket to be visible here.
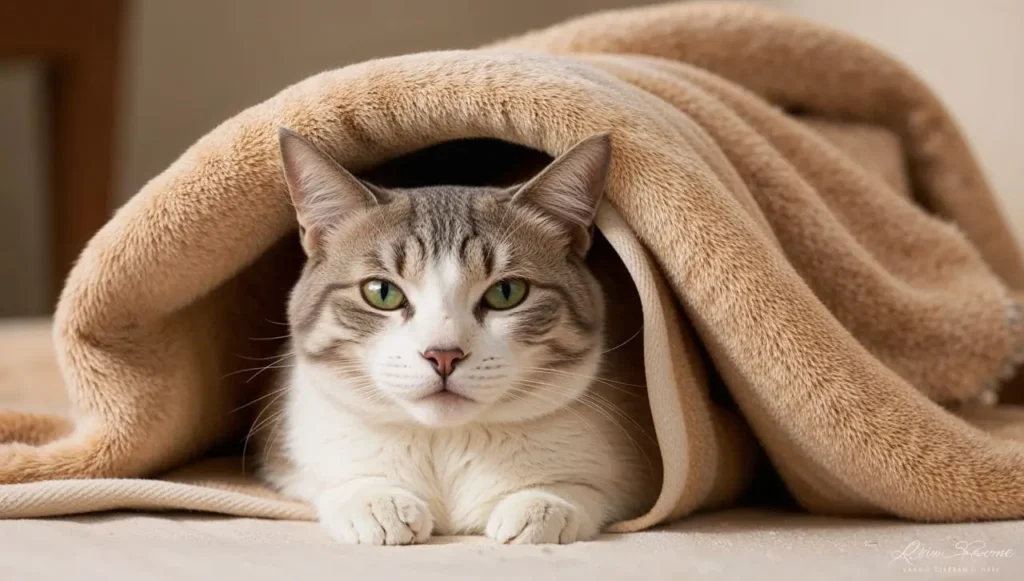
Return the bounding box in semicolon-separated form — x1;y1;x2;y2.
3;2;1024;528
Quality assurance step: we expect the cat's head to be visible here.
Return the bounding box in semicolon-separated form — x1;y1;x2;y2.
280;129;611;427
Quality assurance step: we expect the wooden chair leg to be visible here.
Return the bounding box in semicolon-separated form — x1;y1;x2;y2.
47;3;122;303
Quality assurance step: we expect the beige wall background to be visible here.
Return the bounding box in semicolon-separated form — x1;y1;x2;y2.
2;0;1022;315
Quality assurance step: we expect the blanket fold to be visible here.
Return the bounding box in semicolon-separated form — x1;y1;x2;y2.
3;1;1024;527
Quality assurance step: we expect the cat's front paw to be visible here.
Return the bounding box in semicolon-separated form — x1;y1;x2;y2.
486;490;598;544
318;486;433;545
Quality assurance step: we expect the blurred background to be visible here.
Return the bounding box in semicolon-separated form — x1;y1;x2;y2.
1;0;1022;317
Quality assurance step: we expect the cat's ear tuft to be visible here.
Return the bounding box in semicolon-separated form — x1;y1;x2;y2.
278;127;378;255
511;133;611;256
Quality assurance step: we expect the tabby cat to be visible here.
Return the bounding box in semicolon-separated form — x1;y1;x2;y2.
258;129;659;545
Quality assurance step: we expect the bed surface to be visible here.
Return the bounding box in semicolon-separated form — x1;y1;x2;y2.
7;506;1023;580
2;319;1021;580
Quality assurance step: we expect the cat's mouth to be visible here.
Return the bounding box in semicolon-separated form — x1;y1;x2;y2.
415;387;475;405
405;385;482;426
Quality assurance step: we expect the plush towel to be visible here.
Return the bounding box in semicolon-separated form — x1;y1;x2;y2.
3;1;1024;528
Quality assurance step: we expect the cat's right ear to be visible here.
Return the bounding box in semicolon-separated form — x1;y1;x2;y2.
278;127;378;255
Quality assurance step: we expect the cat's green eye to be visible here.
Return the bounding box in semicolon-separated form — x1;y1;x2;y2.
361;279;406;310
482;279;529;310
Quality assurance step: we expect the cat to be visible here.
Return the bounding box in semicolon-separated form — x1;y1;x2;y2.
257;128;660;545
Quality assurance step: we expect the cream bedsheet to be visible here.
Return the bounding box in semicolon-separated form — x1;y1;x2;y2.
5;509;1023;580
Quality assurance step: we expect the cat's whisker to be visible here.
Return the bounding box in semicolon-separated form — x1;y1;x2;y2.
317;361;367;369
309;378;391;412
247;406;286;439
579;393;657;444
247;364;295;384
525;366;645;389
505;386;650;479
235;351;295;362
520;370;644;399
242;409;285;473
250;333;294;342
562;375;643;398
338;379;387;395
241;402;287;474
602;326;643;354
512;378;657;474
221;361;295;381
229;387;289;414
321;366;371;375
378;373;419;380
225;351;293;371
321;361;369;371
514;377;655;442
507;385;603;444
344;385;392;408
351;384;384;393
518;395;656;479
262;413;288;468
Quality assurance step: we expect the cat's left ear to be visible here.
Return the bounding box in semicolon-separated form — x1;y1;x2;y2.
511;133;611;256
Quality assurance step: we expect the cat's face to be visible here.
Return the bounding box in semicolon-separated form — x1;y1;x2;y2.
280;130;611;427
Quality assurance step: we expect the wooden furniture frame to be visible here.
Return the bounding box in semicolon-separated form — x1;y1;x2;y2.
0;0;123;303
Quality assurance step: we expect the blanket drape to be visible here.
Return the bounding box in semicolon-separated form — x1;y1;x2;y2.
4;2;1024;527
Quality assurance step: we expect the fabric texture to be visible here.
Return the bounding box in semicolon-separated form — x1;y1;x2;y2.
3;1;1024;529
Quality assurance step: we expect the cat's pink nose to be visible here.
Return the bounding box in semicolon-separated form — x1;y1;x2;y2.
421;348;465;378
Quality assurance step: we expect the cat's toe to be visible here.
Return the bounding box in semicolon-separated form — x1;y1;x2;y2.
320;488;433;545
485;490;594;544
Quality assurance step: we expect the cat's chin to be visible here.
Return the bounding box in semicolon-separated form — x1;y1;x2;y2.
401;391;485;427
